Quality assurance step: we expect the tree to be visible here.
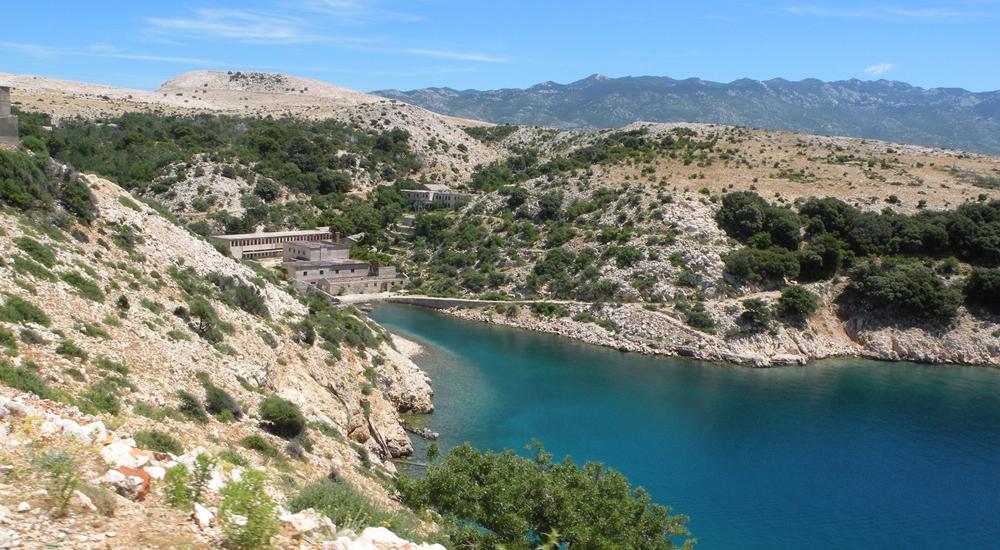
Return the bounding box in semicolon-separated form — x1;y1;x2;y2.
777;285;819;323
738;298;773;332
847;261;961;321
258;396;306;438
186;298;219;340
964;267;1000;313
397;443;693;549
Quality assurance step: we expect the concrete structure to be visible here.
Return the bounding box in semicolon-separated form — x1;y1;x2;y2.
211;227;333;260
281;236;406;294
0;86;19;146
317;262;405;295
400;183;472;211
282;240;350;262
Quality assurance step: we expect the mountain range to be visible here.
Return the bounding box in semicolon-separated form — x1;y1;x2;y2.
375;74;1000;154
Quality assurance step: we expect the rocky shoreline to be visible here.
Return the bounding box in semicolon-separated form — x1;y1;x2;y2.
436;300;1000;368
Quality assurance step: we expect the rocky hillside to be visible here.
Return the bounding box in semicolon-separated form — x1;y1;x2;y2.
375;74;1000;154
0;152;444;547
392;123;1000;366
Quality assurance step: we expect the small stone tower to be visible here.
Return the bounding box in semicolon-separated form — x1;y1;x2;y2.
0;86;20;146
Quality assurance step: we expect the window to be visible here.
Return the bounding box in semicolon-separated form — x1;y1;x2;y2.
302;271;308;275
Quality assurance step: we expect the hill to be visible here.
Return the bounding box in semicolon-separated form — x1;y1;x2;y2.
374;74;1000;154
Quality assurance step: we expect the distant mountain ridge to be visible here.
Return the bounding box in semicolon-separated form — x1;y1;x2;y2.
374;74;1000;154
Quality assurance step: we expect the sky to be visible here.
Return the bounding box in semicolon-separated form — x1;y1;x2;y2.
2;1;999;92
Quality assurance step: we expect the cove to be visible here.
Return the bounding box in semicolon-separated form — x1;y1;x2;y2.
370;304;1000;549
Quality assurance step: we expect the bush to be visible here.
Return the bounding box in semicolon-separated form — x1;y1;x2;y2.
80;381;120;415
0;295;51;326
847;261;961;321
177;390;209;423
397;443;691;549
135;430;184;455
14;236;56;268
55;339;88;362
60;271;105;302
964;268;1000;313
290;479;415;534
777;285;820;323
258;396;306;438
205;384;243;419
738;298;773;333
241;434;279;459
723;247;800;284
33;451;78;518
716;191;801;249
0;361;54;399
219;470;280;550
163;464;192;509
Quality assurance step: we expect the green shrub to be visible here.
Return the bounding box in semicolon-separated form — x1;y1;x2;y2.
258;396;305;438
290;479;415;534
0;295;51;326
0;327;16;355
55;339;88;362
723;247;800;284
716;191;802;249
218;449;249;467
60;271;105;302
737;298;773;333
163;464;193;509
177;390;209;423
847;261;961;321
241;434;279;459
219;470;280;550
80;381;120;415
0;361;54;399
93;356;128;375
397;443;692;549
205;384;243;419
777;285;820;323
14;236;56;268
33;451;78;518
964;267;1000;313
135;430;184;455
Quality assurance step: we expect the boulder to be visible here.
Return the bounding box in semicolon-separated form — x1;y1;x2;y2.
280;508;336;540
104;466;150;501
192;503;215;529
100;440;152;469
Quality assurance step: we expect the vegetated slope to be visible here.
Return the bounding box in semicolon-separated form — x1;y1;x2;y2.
0;147;445;547
4;70;498;182
390;123;1000;366
375;74;1000;154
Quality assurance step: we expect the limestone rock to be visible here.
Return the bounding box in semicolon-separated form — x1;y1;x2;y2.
192;503;215;529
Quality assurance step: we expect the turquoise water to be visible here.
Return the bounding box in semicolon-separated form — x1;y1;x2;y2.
370;305;1000;550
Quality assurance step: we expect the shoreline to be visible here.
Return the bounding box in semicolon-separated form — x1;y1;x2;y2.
380;302;1000;369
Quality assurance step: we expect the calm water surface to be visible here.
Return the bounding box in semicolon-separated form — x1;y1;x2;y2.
370;305;1000;549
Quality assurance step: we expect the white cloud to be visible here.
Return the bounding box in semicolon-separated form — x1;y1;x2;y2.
144;8;326;44
0;41;217;65
865;62;896;76
785;5;987;20
400;48;509;63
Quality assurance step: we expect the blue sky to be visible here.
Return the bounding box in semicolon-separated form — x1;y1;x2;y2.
2;1;998;92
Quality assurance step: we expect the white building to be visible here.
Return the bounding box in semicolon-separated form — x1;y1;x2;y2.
211;227;333;260
400;183;472;211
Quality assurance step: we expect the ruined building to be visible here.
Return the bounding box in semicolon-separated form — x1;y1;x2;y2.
0;86;19;146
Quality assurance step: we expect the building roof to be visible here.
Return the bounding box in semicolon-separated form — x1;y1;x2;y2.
422;183;452;192
285;240;349;250
212;227;331;241
283;259;370;269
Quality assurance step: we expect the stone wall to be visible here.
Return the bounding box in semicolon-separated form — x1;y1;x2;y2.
0;86;19;145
